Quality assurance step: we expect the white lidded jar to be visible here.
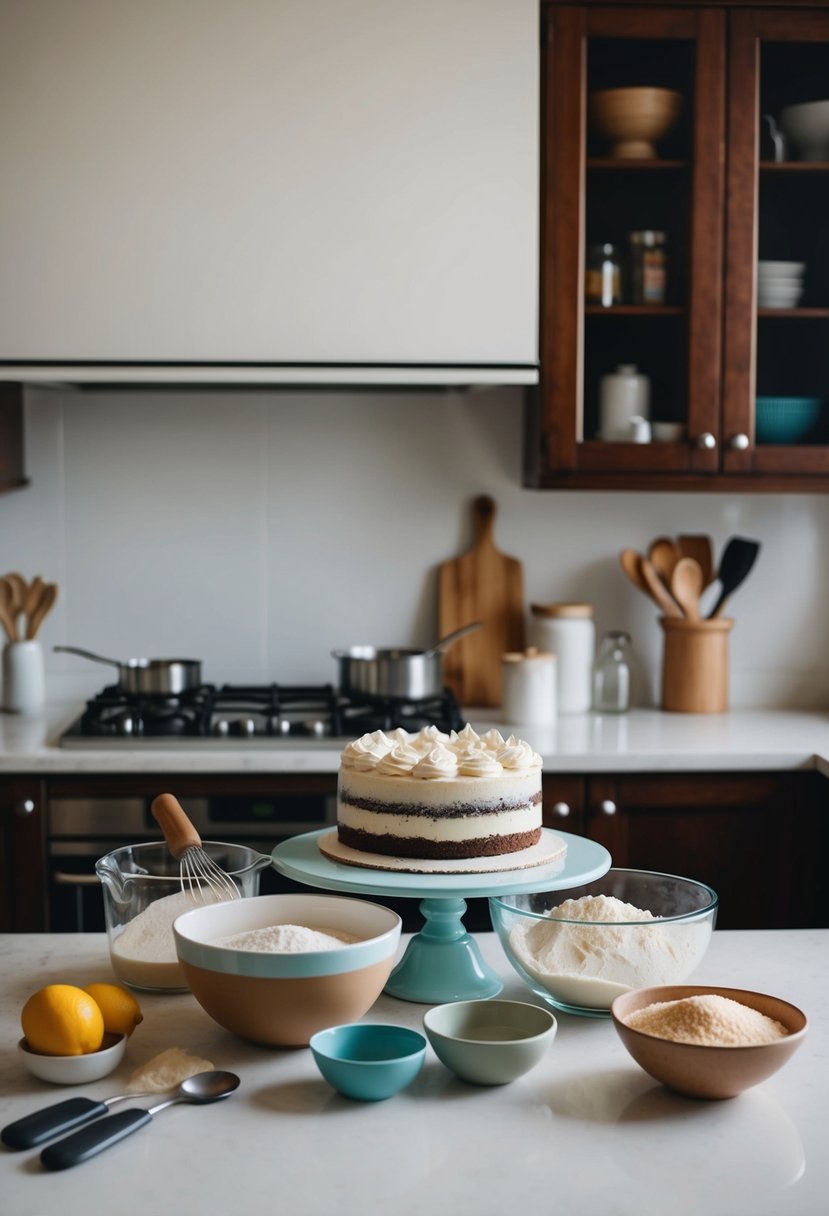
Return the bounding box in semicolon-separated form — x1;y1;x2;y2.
501;647;556;725
529;603;595;715
598;364;651;442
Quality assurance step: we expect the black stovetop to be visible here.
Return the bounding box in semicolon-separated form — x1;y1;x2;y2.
59;682;465;747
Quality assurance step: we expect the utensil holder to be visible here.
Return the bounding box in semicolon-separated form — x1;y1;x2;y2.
2;639;45;713
659;617;733;714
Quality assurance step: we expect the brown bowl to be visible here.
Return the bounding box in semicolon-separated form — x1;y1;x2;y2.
590;87;683;159
611;984;807;1100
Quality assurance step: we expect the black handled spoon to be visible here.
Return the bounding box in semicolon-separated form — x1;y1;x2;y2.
39;1070;239;1171
707;537;761;619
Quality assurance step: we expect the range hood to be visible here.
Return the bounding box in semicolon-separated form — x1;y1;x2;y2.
0;363;539;390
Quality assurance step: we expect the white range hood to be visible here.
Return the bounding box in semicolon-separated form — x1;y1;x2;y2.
0;0;540;391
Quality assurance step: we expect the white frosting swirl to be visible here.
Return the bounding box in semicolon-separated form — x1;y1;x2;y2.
457;748;503;777
420;724;450;746
386;727;411;746
342;729;394;771
481;729;506;751
496;737;541;770
375;742;422;777
454;723;481;746
413;744;459;780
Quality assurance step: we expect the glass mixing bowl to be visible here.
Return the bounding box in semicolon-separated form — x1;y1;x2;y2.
95;841;269;992
489;868;717;1018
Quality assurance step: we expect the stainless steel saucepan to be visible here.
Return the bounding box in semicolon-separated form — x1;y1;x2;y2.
54;646;203;696
332;622;480;701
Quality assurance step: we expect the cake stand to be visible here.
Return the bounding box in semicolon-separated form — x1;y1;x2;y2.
271;828;611;1004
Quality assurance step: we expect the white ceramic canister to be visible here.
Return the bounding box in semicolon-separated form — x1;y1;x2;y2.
599;364;651;441
2;640;45;713
501;648;556;725
529;604;595;715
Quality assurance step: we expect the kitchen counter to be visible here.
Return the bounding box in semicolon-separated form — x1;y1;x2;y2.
1;929;826;1216
2;701;829;775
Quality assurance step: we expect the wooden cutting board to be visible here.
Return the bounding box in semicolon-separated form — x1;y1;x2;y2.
438;496;525;707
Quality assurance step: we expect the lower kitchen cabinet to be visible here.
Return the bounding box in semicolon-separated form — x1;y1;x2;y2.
1;770;825;932
0;778;46;930
543;770;827;929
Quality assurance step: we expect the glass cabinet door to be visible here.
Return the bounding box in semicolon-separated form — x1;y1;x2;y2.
723;8;829;478
538;5;725;486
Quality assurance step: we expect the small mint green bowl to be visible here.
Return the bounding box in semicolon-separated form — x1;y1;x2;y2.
310;1023;427;1101
423;999;557;1086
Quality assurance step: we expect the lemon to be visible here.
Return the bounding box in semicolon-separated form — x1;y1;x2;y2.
21;984;105;1056
83;983;144;1038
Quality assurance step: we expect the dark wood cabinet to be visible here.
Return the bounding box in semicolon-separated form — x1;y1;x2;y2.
0;384;27;494
544;769;827;928
528;1;829;491
0;778;46;930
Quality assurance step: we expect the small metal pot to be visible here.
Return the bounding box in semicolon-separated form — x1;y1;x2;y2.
54;646;203;696
332;647;444;702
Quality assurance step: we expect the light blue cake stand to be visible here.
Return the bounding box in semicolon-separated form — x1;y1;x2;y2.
271;828;611;1004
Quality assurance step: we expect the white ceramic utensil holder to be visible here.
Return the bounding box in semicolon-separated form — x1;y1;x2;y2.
2;640;45;713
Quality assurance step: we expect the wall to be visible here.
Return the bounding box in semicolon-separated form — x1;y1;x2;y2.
2;387;828;710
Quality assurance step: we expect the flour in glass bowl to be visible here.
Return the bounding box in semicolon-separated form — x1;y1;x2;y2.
215;923;360;952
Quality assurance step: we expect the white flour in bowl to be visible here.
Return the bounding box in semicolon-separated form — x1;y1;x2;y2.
508;894;711;1009
215;923;360;952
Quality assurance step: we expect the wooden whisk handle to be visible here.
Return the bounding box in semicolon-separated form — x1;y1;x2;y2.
150;793;202;858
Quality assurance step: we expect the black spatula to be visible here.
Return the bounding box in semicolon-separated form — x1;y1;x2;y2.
707;537;761;618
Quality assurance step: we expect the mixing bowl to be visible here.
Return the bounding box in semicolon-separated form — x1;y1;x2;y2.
612;984;808;1099
95;841;268;992
755;397;822;444
173;893;402;1046
589;87;683;159
423;999;557;1086
310;1023;427;1101
489;868;717;1017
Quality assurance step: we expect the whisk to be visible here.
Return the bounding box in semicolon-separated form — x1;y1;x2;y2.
150;793;241;903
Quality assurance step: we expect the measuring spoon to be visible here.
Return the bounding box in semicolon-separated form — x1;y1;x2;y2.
40;1070;240;1171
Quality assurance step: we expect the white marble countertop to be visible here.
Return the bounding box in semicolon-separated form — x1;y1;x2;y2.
2;701;829;775
1;929;825;1216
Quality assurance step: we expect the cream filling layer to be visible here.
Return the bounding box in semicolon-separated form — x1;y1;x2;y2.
337;803;540;842
339;769;541;810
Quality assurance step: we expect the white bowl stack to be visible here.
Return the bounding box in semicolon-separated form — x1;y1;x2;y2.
757;261;805;309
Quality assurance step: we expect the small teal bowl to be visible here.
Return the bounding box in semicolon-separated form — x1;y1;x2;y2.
755;396;821;444
310;1023;427;1101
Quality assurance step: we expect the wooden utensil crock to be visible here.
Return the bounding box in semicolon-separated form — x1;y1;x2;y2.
660;616;734;714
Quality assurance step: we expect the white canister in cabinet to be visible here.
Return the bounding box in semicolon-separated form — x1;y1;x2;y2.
501;648;556;725
599;364;651;442
529;603;595;715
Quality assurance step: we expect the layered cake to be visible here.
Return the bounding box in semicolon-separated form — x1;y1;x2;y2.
337;724;543;860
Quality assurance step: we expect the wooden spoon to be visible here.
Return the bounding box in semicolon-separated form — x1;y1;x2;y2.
26;583;58;638
639;555;683;618
670;557;704;620
619;548;651;596
22;575;45;623
648;537;680;586
677;535;714;588
0;580;18;641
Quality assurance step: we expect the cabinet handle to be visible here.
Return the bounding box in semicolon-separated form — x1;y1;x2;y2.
598;799;617;816
551;801;570;818
695;432;717;451
729;433;750;451
15;798;36;818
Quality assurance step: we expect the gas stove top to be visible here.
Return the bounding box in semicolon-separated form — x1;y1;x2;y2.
58;683;465;748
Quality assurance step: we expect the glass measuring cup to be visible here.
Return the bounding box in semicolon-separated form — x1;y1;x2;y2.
95;842;269;992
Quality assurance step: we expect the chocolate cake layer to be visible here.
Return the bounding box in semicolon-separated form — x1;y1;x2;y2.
337;824;542;860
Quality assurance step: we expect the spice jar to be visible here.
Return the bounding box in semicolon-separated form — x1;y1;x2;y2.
529;603;595;715
592;631;632;713
586;242;622;306
629;231;667;304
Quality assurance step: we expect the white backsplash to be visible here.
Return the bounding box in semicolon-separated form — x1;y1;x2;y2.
2;386;828;711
